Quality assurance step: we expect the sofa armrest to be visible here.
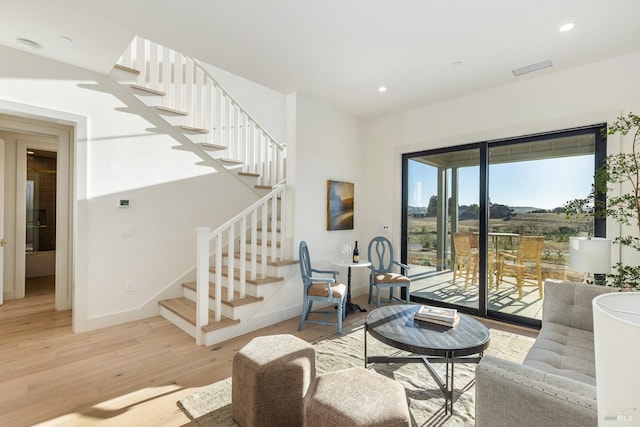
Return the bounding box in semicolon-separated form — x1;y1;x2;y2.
475;356;597;427
542;279;613;331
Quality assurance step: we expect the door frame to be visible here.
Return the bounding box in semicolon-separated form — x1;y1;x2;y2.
15;139;68;306
0;115;73;311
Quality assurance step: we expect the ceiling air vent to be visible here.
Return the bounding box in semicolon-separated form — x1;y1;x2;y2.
512;60;553;77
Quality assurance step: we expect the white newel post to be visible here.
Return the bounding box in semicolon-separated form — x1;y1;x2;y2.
280;186;287;260
196;227;211;345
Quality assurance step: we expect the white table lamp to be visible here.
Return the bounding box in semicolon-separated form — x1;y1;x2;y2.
593;292;640;424
569;236;611;284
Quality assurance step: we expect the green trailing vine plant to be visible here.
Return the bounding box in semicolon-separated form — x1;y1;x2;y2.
564;112;640;288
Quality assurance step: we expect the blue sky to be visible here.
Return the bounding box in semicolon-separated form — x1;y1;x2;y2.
408;155;593;210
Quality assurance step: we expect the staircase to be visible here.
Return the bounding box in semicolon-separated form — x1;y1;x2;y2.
112;36;286;188
110;36;297;345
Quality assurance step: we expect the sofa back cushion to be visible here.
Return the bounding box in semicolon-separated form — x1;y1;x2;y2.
542;280;613;332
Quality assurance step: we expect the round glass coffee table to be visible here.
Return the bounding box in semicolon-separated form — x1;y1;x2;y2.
364;304;490;414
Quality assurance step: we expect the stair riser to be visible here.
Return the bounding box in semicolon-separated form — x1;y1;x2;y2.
182;287;235;319
221;259;282;277
205;272;263;294
240;246;283;258
204;278;281;299
159;306;197;338
247;280;283;299
252;231;281;241
203;305;301;347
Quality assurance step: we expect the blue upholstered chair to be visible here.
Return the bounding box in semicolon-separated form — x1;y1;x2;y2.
367;236;411;307
298;241;347;334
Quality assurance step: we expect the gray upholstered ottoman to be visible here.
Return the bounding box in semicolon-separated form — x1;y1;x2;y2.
232;334;316;427
305;366;410;427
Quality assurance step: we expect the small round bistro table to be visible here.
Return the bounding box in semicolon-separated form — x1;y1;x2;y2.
330;259;372;316
364;304;490;414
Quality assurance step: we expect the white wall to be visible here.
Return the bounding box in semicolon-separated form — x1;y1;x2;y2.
0;45;284;331
289;93;369;293
362;51;640;269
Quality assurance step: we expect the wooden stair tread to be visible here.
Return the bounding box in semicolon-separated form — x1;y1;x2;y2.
209;266;283;284
156;105;188;116
130;84;165;96
180;125;208;134
181;282;264;307
200;143;227;151
220;158;243;164
255;185;273;190
159;297;239;330
114;64;140;75
238;172;260;178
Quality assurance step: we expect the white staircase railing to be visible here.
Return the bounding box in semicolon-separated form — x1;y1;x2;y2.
117;36;286;187
195;181;286;344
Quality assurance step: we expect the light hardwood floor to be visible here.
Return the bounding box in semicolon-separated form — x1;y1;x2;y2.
0;293;537;427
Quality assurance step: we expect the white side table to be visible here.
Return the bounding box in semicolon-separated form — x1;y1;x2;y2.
331;259;372;315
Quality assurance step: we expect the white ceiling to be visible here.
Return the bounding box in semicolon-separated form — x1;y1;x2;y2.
2;0;640;119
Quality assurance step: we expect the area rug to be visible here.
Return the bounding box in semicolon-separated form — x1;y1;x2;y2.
178;320;535;426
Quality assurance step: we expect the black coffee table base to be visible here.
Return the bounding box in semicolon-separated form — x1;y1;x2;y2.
365;351;482;414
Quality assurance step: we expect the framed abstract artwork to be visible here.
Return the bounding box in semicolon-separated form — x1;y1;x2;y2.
327;180;354;230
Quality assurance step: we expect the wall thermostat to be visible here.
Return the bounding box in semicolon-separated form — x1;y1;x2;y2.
119;199;131;208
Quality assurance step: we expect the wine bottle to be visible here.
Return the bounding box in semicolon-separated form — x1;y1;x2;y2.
353;241;359;263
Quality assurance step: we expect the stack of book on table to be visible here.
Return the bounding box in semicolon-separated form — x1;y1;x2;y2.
414;305;460;328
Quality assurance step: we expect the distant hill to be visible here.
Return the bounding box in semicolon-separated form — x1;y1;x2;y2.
408;205;547;216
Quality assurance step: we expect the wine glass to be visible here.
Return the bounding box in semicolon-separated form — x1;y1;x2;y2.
340;243;351;262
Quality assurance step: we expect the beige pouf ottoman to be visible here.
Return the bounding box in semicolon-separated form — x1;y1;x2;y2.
305;366;411;427
232;334;316;427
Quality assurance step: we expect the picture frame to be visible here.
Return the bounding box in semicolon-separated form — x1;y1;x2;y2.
327;180;354;230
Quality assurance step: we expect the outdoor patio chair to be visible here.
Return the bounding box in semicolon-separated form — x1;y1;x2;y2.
452;232;478;289
367;236;410;307
496;235;545;299
298;241;347;334
453;232;496;289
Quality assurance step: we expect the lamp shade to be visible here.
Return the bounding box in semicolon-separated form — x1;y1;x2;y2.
569;236;611;274
593;293;640;424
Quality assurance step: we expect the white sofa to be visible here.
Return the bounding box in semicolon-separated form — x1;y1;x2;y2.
475;280;613;427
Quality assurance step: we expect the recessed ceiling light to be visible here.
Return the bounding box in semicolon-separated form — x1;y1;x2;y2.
16;38;41;50
559;22;575;32
378;86;387;93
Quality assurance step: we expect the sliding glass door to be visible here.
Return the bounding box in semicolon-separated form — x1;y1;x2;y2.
404;146;483;310
402;125;606;326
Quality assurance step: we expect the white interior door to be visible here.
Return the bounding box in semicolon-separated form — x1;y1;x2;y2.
0;138;5;305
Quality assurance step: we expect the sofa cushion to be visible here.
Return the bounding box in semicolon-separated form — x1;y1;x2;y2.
542;280;613;332
523;321;596;385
